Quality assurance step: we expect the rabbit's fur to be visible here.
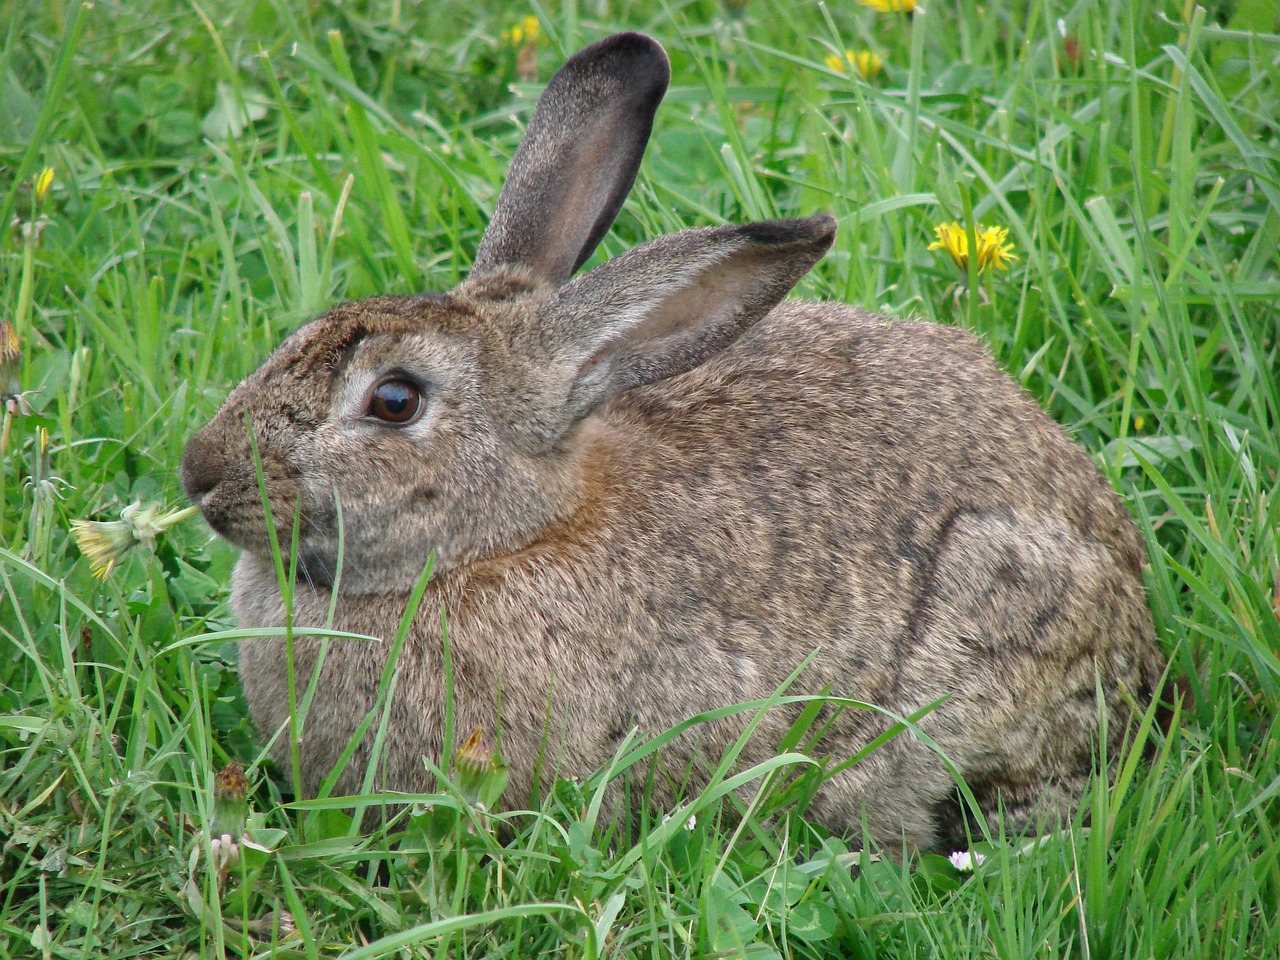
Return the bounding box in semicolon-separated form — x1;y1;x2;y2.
183;33;1164;849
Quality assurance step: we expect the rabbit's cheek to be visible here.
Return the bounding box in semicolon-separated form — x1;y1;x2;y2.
271;471;432;588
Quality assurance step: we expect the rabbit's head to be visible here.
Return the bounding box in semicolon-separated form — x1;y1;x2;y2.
181;33;835;594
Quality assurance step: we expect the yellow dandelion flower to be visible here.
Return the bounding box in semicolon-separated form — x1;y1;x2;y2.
825;49;883;79
852;50;884;78
928;222;969;270
34;167;54;205
71;516;139;579
71;500;202;579
928;221;1019;274
976;224;1018;271
504;15;541;47
858;0;917;12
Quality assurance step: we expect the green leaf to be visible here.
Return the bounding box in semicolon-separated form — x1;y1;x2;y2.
109;85;146;132
0;69;41;146
743;869;807;915
202;82;271;140
787;899;838;942
705;877;762;955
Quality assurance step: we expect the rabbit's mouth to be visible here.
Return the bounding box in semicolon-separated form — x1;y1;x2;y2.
181;459;315;563
190;487;313;560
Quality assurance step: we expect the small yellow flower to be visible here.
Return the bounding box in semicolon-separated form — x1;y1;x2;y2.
34;167;54;205
71;501;201;579
928;221;1019;274
858;0;917;12
825;49;884;79
503;15;541;47
976;225;1018;271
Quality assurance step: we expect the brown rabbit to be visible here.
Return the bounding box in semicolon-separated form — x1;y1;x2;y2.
181;32;1164;849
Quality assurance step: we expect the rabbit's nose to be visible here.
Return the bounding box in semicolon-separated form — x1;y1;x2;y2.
181;429;226;505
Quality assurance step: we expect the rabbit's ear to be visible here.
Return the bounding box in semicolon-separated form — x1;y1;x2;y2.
471;32;670;287
542;214;837;431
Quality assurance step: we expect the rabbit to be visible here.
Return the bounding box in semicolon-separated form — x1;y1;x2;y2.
181;31;1165;850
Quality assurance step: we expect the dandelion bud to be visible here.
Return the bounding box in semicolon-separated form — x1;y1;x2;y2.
454;726;508;810
34;167;55;206
0;322;29;416
212;761;249;839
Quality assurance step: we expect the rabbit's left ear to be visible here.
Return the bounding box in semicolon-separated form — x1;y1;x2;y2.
538;214;837;433
470;32;670;287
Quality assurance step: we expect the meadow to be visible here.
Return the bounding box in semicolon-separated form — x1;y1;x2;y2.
2;0;1278;957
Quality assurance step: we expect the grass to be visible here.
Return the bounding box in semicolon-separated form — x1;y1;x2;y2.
2;0;1278;956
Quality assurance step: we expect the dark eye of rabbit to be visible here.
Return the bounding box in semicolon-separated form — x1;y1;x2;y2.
367;379;422;424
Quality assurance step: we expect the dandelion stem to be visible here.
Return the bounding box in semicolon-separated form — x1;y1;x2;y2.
166;505;204;525
15;241;36;350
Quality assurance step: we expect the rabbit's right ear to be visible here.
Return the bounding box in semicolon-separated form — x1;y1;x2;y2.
470;32;670;287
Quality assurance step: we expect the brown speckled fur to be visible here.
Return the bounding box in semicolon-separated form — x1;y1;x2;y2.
182;33;1163;850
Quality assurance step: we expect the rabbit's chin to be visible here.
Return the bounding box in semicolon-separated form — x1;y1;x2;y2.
227;529;453;599
231;544;431;603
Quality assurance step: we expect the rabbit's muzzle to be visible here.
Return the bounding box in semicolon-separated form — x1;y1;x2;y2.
181;422;303;554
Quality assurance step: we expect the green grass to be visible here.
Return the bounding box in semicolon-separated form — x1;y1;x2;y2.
2;0;1279;956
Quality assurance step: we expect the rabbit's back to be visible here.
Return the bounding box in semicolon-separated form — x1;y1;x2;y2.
618;301;1144;581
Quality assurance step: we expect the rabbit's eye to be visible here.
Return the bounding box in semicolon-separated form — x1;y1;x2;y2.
367;379;422;425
